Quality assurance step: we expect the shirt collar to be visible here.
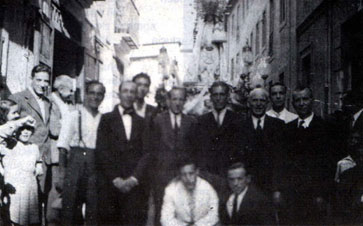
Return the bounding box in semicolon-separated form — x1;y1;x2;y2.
252;114;266;128
269;108;287;118
29;87;45;101
134;102;147;116
298;113;314;128
82;106;100;119
118;104;126;115
212;107;227;119
353;108;363;122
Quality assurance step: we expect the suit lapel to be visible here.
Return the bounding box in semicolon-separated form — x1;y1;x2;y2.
114;107;128;142
24;89;44;122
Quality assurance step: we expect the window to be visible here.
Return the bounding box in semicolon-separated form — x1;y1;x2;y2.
302;54;311;86
262;11;267;48
280;0;287;23
256;22;260;55
269;0;274;56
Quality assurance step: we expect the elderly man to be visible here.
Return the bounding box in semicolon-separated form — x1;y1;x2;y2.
266;82;297;123
161;157;219;226
220;162;274;225
8;64;59;219
241;88;285;194
47;75;75;224
282;85;332;225
96;81;150;225
58;81;105;225
150;86;196;225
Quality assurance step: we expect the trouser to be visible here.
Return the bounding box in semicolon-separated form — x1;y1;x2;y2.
61;147;97;226
46;164;62;225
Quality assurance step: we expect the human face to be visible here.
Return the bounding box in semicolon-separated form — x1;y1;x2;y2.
249;90;268;118
7;105;20;121
32;72;50;96
210;86;229;112
18;128;33;143
85;84;105;111
59;86;74;103
292;89;313;119
228;167;250;195
270;85;286;110
135;77;150;100
180;164;198;192
167;89;186;114
119;82;137;109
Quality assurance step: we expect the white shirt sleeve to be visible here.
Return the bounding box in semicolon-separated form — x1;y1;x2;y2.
194;183;219;226
161;184;188;226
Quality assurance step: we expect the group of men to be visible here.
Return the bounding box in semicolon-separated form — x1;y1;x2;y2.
7;64;363;225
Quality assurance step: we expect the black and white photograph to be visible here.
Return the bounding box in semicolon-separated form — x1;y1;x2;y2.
0;0;363;225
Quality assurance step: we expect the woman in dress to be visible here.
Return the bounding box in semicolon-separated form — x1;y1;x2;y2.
3;124;42;225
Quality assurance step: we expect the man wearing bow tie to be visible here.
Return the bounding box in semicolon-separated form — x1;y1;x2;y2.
282;86;332;225
96;81;150;225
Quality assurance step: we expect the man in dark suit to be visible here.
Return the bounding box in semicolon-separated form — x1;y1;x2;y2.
220;162;274;225
281;86;332;225
241;88;285;195
132;73;157;121
96;81;150;225
150;86;196;225
8;64;59;221
195;81;242;177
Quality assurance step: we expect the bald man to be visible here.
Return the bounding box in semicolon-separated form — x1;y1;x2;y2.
240;88;285;194
96;81;150;225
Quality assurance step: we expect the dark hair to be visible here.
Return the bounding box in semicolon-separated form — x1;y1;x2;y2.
176;155;198;171
31;64;51;78
292;85;313;100
85;80;105;94
167;87;187;99
15;125;35;140
0;99;18;125
269;82;287;94
209;81;230;94
132;73;151;85
118;81;136;93
228;162;250;175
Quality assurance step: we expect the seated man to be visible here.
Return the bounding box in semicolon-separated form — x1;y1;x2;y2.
220;162;275;225
161;156;219;226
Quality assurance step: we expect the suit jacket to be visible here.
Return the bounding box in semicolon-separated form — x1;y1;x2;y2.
240;115;285;192
285;115;332;198
161;177;219;226
9;89;59;164
195;110;243;176
220;185;275;225
96;106;149;187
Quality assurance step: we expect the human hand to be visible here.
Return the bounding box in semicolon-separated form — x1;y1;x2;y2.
35;163;43;176
113;177;129;193
124;177;138;190
273;191;282;206
314;196;325;211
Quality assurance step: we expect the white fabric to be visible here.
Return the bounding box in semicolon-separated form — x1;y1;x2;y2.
134;102;147;118
29;87;46;122
297;113;314;128
118;105;132;141
212;108;227;126
335;155;356;183
353;108;363;127
161;177;219;226
3;142;40;225
266;108;298;123
252;115;266;129
58;106;101;150
226;187;249;217
169;111;182;129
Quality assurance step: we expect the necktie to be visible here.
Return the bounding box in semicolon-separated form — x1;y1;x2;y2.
231;194;239;221
256;119;262;131
299;120;305;129
123;107;134;115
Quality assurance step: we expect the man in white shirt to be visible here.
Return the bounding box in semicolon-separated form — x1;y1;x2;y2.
59;81;105;225
161;157;219;226
220;162;274;225
266;82;297;123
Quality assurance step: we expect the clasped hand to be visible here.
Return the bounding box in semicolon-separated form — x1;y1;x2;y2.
112;177;138;193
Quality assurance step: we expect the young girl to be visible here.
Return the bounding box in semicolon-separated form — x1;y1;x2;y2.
2;125;42;225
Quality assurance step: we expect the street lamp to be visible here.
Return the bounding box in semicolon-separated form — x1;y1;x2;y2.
257;57;272;84
242;42;253;65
